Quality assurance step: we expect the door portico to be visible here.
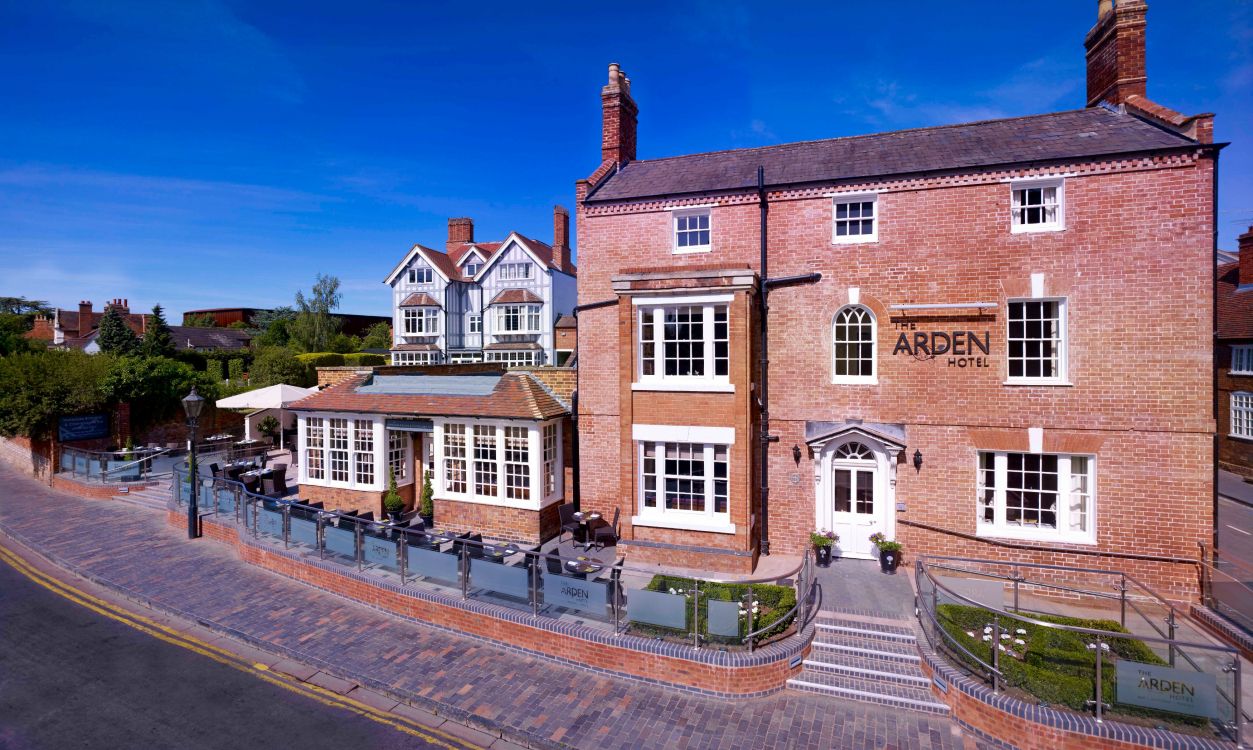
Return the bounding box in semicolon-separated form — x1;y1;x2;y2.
807;423;904;560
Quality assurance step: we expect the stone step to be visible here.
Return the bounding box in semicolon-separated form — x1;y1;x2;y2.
787;670;950;715
800;657;930;687
815;620;917;645
811;629;921;659
814;611;916;637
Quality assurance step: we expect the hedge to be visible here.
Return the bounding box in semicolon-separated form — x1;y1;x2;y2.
294;352;345;369
344;352;387;366
628;574;796;646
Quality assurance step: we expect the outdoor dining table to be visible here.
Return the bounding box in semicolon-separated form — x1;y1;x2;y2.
571;511;601;551
565;556;603;578
482;544;520;562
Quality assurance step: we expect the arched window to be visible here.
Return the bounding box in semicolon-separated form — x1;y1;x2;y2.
833;305;876;382
834;442;874;461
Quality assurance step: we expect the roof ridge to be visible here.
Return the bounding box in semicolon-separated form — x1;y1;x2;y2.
619;107;1135;168
519;371;569;413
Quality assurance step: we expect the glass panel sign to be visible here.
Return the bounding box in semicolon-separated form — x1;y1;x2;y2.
362;534;398;570
628;588;687;630
1115;660;1218;719
407;545;460;584
323;524;357;559
256;508;284;539
542;572;608;615
215;487;236;514
472;561;530;600
707;599;742;638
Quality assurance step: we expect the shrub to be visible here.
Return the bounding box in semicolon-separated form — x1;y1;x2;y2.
419;470;434;517
383;469;405;515
344;352;387;366
294;352;345;369
250;347;309;387
227;358;245;381
634;575;797;646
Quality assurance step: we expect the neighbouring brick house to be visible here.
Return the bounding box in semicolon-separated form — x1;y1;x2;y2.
1218;227;1253;479
289;367;572;543
573;1;1219;596
31;298;251;351
382;210;577;367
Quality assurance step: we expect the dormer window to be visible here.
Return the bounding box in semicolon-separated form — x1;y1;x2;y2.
499;263;534;282
408;267;434;284
465;262;480;277
673;209;711;253
1011;178;1064;233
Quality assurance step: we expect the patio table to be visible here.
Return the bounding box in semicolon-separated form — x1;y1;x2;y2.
565;557;602;577
570;512;601;552
482;544;520;562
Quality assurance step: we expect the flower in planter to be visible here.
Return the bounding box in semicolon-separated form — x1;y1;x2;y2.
1100;643;1110;651
966;631;976;638
668;588;677;595
982;635;992;641
1000;633;1011;640
869;532;886;546
983;626;993;634
1015;628;1027;635
810;529;839;547
1014;638;1026;645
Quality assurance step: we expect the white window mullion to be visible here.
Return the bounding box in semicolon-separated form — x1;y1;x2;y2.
494;425;506;502
703;444;715;520
994;452;1008;529
1058;455;1072;534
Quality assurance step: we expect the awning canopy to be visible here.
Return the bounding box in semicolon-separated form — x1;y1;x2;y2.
215;383;317;410
385;418;434;433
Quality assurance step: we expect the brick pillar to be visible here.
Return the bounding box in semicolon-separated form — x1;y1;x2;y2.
552;205;572;272
447;218;474;252
115;402;132;446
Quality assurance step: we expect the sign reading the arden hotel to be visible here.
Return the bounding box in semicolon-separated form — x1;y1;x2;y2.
892;321;991;369
1115;661;1217;718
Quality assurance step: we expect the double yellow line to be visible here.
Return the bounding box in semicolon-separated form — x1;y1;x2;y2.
0;541;483;750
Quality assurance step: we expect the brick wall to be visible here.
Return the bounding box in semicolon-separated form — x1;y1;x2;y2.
433;497;561;544
1218;341;1253;478
299;483;415;518
519;366;575;405
576;151;1215;595
316;367;376;389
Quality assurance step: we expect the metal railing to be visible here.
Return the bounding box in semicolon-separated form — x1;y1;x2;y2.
58;445;171;483
1200;542;1253;637
174;469;816;653
916;555;1244;746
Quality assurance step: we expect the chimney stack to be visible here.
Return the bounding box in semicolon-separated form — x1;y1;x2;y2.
78;300;92;338
1240;226;1253;287
552;205;572;273
601;62;638;165
1084;0;1148;107
447;217;474;252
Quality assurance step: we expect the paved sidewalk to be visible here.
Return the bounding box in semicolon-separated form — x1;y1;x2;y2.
0;462;976;750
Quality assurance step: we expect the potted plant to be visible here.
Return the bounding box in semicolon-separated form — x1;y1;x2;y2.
382;469;405;522
809;530;838;567
258;415;280;445
418;470;434;526
876;539;903;574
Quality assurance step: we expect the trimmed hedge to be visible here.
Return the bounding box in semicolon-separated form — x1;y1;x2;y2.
629;574;796;646
294;352;345;368
344;352;387;366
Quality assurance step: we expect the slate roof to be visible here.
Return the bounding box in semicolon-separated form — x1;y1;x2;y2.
169;326;251;350
1218;263;1253;340
554;314;577;329
489;288;544;305
398;292;441;307
585;107;1198;203
289;372;568;421
484;341;543;351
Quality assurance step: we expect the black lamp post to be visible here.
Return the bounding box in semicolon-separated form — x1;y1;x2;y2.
182;386;205;539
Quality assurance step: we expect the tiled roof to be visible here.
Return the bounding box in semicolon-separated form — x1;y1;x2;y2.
169;326;251;350
484;341;542;351
392;343;440;352
399;292;441;307
57;309;148;337
586;107;1198;203
1218;263;1253;339
554;314;577;329
489;289;544;305
289;372;568;421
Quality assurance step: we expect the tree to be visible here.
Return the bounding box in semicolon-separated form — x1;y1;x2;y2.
0;351;111;438
289;274;343;352
0;297;52;316
249;346;310;387
141;304;175;358
97;305;139;355
359;321;392;351
251;306;295;348
100;355;219;430
182;313;217;328
327;332;360;354
0;314;38;356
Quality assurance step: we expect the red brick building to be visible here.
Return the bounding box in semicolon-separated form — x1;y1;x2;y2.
1218;228;1253;479
573;1;1219;597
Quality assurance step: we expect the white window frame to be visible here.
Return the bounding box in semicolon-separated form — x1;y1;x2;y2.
494;304;542;334
408;266;434;284
305;417;325;480
448;351;484;364
498;263;534;283
672;208;712;254
1010;178;1065;234
485;350;540;368
1232;392;1253;440
391;351;440;366
632;294;733;393
542;421;560;498
464;262;480;277
402;307;440;336
468;313;482;334
831;304;877;384
387;429;412;484
433;419;550;510
831;193;878;244
975;450;1096;544
1232;345;1253;375
300;414;383;490
1005;297;1069;386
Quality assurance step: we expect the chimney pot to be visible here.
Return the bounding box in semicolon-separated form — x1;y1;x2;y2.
1098;0;1113;18
1085;0;1148;107
552;205;571;272
600;61;638;165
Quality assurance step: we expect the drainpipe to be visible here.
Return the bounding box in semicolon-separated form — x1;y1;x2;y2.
1212;147;1221;561
571;298;619;512
758;166;773;556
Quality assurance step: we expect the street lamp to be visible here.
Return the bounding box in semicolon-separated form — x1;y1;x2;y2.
182;386;205;539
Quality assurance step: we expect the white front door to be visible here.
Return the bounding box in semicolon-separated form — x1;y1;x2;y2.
815;439;893;559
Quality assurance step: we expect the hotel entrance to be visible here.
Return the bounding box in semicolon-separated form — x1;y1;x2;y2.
807;423;903;560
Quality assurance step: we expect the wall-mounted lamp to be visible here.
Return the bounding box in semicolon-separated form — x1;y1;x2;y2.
792;444;802;465
912;449;923;472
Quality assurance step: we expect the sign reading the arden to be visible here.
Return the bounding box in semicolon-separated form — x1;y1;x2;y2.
1115;661;1217;718
892;321;991;368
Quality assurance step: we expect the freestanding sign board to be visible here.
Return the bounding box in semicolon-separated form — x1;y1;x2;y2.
58;413;109;442
1115;660;1218;718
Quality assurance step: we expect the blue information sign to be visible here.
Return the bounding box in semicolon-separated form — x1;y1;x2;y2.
58;413;109;442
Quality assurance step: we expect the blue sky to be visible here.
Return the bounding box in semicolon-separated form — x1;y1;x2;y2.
1;1;1250;318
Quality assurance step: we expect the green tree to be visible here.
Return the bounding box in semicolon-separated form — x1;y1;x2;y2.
97;305;139;355
327;332;360;354
141;304;175;358
101;355;219;430
182;313;217;327
289;274;343;352
0;297;53;316
249;346;310;387
0;351;111;438
0;314;38;356
251;306;295;348
359;321;392;351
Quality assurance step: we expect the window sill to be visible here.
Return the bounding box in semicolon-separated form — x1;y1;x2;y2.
672;246;712;255
1231;371;1253;377
831;236;878;245
1011;224;1065;235
1228;433;1253;443
1003;379;1072;387
631;515;736;535
975;527;1095;546
832;376;878;385
632;380;735;394
437;493;545;511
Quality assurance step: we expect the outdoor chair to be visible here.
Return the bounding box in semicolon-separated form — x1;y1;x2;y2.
357;511;375;522
268;464;288;496
241;475;260;495
261;475;281;497
592;508;620;550
209;463;222;479
558;504;580;545
545;551;565;576
607;556;626;609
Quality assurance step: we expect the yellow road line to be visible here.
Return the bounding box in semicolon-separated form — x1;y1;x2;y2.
0;542;484;750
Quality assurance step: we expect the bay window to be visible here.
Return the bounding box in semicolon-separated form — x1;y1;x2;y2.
353;419;374;486
301;416;381;488
402;307;440;335
632;424;735;533
495;304;541;334
306;417;324;480
438;420;554;507
976;451;1095;543
635;298;731;391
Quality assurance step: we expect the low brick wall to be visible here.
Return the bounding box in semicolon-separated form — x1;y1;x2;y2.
172;509;810;697
619;538;758;574
434;497;561;545
298;483;415;518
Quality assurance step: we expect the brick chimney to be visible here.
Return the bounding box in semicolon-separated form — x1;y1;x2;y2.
601;62;638;164
78;300;92;338
1085;0;1148;107
1240;226;1253;287
447;217;474;252
552;205;572;272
